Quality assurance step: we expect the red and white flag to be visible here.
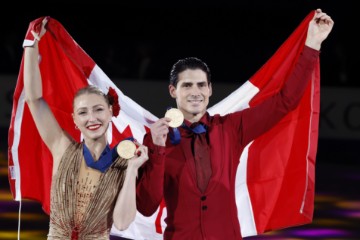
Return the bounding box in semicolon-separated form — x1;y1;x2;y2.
207;11;319;236
8;10;319;239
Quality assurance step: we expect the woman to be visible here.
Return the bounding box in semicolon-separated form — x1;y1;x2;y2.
23;17;147;239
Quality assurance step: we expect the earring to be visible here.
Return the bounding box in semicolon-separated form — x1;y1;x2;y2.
75;125;79;129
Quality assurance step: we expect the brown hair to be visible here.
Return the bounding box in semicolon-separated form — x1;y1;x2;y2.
73;85;110;109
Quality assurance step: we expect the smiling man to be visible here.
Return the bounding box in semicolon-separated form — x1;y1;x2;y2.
135;9;334;240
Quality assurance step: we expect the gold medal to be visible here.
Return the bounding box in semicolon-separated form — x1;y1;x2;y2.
117;139;137;159
165;108;184;128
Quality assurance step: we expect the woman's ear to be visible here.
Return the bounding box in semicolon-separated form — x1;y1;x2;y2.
109;105;113;116
72;113;78;129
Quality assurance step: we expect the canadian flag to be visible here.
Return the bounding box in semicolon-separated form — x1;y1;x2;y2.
8;10;319;239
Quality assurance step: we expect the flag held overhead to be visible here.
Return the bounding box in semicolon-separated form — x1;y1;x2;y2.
8;11;319;239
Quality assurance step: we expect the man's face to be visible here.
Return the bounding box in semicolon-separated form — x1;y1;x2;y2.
169;69;212;122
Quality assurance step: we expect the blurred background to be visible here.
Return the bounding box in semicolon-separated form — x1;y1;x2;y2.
1;2;359;239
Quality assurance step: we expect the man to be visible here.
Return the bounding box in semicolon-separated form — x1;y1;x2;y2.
136;9;333;240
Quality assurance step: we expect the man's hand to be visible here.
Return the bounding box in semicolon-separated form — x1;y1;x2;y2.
305;9;334;50
150;118;171;146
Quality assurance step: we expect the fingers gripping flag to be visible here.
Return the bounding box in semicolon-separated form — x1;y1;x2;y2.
8;10;319;239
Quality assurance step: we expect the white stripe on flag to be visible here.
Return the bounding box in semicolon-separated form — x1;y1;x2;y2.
208;81;259;115
236;141;257;237
10;89;26;201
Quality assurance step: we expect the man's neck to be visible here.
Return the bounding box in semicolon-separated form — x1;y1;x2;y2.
184;111;207;124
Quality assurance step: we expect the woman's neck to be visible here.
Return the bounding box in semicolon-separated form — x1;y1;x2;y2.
84;138;108;160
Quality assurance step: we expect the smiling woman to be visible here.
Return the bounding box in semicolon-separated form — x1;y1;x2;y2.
72;86;114;141
10;16;150;239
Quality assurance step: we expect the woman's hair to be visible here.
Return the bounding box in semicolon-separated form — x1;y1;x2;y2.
72;85;121;117
169;57;211;87
73;85;109;108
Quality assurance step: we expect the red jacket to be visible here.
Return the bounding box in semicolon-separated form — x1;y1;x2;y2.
136;46;319;240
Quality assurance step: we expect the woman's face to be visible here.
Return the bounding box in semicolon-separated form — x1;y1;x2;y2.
73;93;112;141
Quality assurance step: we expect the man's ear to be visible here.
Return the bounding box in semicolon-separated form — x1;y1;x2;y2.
209;82;213;97
169;85;177;99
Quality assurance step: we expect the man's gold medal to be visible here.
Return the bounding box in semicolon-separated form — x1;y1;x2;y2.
165;108;184;128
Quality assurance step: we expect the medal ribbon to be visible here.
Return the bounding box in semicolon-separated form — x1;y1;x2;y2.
170;123;207;145
83;143;115;173
182;123;207;134
169;127;181;145
83;136;136;172
83;137;135;173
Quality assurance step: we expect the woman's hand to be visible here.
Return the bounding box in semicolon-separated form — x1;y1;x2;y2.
127;141;149;170
31;17;49;42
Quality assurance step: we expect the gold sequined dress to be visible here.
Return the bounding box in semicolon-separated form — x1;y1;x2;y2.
47;141;127;240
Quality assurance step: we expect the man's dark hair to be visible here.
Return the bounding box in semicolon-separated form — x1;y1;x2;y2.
169;57;211;87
